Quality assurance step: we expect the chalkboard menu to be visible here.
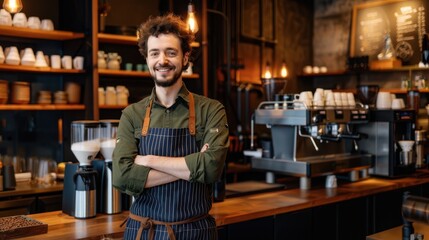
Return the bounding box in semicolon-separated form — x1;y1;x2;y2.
351;0;428;65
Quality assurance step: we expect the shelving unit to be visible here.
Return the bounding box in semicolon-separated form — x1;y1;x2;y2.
0;1;90;164
0;104;85;110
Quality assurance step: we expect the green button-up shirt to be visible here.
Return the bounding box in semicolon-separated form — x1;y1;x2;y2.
112;84;229;196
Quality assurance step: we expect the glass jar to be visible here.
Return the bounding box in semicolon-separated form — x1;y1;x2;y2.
105;86;116;105
116;85;129;106
98;87;105;106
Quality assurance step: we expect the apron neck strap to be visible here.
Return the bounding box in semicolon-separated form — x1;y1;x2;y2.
141;93;196;136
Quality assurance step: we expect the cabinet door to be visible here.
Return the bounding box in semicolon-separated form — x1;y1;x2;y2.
226;216;274;240
276;209;312;240
0;197;36;217
37;194;62;213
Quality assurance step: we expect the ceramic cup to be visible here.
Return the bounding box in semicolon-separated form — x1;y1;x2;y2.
50;55;61;69
12;12;27;28
40;19;54;31
21;48;36;66
303;65;312;74
376;92;392;109
34;51;48;67
5;46;20;65
0;46;4;64
27;16;41;29
61;55;72;69
392;98;405;109
0;9;12;26
73;56;84;70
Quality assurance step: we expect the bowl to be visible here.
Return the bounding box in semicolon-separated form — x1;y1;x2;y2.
398;140;414;152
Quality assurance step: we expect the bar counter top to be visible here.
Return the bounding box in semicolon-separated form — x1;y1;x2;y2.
21;172;429;239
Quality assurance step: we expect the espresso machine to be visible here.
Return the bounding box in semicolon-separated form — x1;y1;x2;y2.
357;109;416;178
92;119;122;214
251;101;372;189
62;120;100;219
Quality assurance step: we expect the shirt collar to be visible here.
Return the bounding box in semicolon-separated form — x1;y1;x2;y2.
148;83;191;106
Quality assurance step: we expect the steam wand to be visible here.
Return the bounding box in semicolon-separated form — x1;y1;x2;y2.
298;126;319;151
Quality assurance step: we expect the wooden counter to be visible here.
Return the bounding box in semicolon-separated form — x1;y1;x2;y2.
21;173;429;239
0;181;63;198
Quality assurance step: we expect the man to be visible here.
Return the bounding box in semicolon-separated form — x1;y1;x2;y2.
112;13;229;240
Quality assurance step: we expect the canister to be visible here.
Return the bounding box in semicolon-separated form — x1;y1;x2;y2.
11;81;30;104
0;80;8;104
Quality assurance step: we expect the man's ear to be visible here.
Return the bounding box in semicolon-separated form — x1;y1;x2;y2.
183;52;190;66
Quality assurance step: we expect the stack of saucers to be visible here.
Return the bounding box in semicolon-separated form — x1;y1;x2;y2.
37;90;52;104
53;91;67;104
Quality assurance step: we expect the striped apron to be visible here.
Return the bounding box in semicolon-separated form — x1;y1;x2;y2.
123;93;217;240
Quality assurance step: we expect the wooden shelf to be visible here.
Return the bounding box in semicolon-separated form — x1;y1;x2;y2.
0;25;84;40
98;33;200;47
0;64;85;74
0;104;85;110
299;66;429;77
298;70;348;77
98;69;199;79
99;105;127;109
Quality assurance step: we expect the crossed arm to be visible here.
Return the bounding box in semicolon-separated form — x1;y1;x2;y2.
135;143;209;188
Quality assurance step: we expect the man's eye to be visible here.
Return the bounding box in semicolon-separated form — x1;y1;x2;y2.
150;52;159;57
167;51;177;57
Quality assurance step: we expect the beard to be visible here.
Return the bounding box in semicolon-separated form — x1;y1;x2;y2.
153;64;183;87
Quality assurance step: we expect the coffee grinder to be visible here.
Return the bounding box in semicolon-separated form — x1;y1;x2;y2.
92;120;122;214
357;109;416;177
62;120;100;218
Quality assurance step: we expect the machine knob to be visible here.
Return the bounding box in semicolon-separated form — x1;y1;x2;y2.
312;114;323;124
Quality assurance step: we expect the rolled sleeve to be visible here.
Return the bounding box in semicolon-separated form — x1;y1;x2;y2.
112;105;150;196
185;100;229;184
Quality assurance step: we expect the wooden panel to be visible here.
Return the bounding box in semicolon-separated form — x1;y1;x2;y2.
0;25;84;40
0;64;84;74
0;104;85;110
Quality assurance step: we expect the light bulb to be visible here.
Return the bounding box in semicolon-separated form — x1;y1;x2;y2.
264;62;272;79
280;61;288;78
187;2;199;33
3;0;23;13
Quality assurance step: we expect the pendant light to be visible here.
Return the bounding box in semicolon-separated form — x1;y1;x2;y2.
263;62;272;79
280;60;288;78
186;1;199;33
3;0;23;13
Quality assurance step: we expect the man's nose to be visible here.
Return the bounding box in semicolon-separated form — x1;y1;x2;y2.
160;53;168;64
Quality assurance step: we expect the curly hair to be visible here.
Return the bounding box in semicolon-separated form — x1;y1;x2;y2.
137;13;195;69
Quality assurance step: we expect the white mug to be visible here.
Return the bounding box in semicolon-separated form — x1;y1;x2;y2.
50;55;61;69
391;98;405;109
40;19;54;31
21;48;36;66
0;46;4;64
376;92;392;109
34;51;48;67
0;9;12;26
73;56;84;70
12;12;27;28
27;16;41;29
61;55;72;69
5;46;20;65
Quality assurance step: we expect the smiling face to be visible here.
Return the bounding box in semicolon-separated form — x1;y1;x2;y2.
146;33;189;88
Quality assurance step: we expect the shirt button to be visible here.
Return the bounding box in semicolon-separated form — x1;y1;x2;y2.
166;109;170;113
